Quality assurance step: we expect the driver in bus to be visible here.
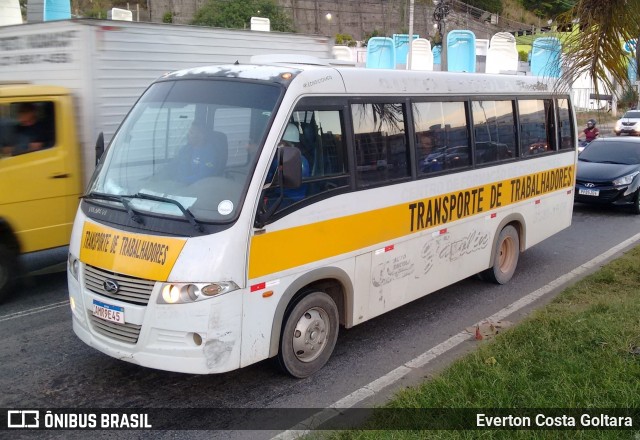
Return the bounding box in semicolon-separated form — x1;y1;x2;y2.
173;121;227;184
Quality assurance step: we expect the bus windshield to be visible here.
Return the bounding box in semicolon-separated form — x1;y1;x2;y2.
88;78;281;223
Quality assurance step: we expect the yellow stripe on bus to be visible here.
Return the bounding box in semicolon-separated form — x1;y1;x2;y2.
249;165;574;280
79;222;186;281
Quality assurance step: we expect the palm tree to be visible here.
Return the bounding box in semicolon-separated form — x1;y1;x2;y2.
556;0;640;101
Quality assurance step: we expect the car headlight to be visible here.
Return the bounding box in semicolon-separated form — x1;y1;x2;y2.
612;171;640;186
157;281;239;304
615;121;622;129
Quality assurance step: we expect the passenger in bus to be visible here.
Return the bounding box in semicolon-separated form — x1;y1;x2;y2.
173;121;228;184
4;102;54;156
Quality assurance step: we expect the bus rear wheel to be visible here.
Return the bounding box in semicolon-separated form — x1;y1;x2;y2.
482;225;519;285
277;291;339;378
0;243;18;303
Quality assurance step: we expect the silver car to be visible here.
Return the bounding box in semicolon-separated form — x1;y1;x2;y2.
614;110;640;136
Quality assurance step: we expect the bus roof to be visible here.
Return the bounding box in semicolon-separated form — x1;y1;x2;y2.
160;59;559;97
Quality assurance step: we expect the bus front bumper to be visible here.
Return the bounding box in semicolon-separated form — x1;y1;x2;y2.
68;269;243;375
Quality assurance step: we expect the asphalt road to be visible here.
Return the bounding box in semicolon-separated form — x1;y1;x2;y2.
1;202;639;440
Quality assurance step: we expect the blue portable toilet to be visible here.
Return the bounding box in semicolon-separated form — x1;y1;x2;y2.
393;34;419;68
44;0;71;20
366;37;396;69
629;59;638;83
446;30;476;72
531;37;562;78
624;40;638;83
432;44;442;67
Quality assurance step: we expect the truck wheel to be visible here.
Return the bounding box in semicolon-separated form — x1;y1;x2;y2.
277;291;339;378
482;225;519;285
0;244;18;303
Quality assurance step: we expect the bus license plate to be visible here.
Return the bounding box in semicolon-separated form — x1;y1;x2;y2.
92;299;125;324
579;189;599;197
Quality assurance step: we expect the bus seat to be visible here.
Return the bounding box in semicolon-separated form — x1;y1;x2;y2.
209;130;228;175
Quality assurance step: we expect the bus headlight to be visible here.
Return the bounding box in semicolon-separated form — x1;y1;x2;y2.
162;284;183;303
158;281;239;304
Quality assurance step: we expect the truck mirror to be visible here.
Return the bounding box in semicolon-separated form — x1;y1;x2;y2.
95;132;104;166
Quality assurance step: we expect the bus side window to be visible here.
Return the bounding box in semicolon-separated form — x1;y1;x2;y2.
352;102;409;187
472;100;516;165
518;99;555;157
261;108;350;216
413;101;471;174
556;98;575;150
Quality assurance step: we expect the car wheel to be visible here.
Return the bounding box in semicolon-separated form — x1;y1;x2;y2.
277;291;339;378
633;189;640;215
0;243;18;303
481;225;520;285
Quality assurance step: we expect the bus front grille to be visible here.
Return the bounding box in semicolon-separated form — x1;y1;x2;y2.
84;265;155;305
89;314;142;344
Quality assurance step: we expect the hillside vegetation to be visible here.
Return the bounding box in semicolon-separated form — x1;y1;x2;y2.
462;0;570;21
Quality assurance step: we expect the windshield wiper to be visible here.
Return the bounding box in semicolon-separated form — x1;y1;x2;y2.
132;192;204;232
578;158;592;162
83;191;144;224
599;161;627;165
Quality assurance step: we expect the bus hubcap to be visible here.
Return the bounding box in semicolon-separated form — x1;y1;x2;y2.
292;307;329;363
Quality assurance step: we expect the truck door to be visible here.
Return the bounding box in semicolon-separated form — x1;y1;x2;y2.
0;97;79;253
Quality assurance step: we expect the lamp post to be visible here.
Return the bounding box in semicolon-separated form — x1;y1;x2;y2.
433;0;451;71
325;12;333;37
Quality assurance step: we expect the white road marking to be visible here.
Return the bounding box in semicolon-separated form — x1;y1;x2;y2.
0;300;69;323
272;232;640;439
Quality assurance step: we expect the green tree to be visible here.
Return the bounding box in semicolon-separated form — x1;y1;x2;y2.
520;0;572;17
192;0;294;33
335;33;356;47
464;0;503;14
556;0;640;97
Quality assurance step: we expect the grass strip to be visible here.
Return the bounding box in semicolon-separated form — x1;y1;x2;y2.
325;245;640;439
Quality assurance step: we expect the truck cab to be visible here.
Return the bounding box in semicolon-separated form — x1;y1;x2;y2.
0;84;83;302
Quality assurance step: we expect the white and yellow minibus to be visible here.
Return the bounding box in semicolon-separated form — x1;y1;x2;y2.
67;58;577;377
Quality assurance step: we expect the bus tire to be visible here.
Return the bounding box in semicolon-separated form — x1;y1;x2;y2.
0;243;18;303
277;291;339;378
482;225;519;285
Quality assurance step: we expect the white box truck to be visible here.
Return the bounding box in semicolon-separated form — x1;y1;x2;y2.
0;19;332;302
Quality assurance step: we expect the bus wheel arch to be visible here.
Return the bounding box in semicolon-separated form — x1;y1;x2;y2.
483;215;525;285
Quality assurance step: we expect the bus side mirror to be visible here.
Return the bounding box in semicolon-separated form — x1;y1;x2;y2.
280;145;302;189
95;132;104;166
254;146;303;229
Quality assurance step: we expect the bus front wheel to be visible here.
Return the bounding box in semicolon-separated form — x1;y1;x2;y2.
277;291;339;378
482;225;519;285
